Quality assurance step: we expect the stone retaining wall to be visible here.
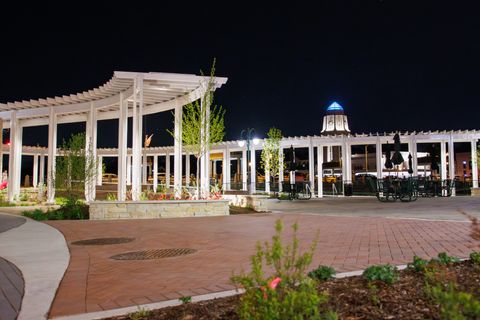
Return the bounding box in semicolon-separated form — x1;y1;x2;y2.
472;188;480;197
223;195;269;212
89;200;229;220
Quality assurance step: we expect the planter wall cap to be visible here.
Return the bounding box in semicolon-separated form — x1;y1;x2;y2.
92;200;230;204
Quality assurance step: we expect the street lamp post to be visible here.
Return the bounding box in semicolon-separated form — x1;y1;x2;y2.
238;128;259;195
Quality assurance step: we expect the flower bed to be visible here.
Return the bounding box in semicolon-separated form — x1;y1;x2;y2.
104;259;480;320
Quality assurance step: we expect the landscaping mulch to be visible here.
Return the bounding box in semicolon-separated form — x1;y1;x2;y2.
104;261;480;320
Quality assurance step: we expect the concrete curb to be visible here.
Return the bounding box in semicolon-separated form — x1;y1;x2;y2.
0;213;70;320
49;264;412;320
51;289;245;320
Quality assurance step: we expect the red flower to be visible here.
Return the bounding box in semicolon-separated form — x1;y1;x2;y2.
268;277;281;290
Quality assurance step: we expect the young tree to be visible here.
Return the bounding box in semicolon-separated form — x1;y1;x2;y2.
55;133;97;201
168;60;226;198
261;127;284;194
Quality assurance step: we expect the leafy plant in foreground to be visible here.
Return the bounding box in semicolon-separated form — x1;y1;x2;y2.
425;283;480;320
231;219;334;319
408;255;429;273
128;306;152;320
308;265;336;281
362;264;398;285
436;252;460;265
179;296;192;304
470;252;480;265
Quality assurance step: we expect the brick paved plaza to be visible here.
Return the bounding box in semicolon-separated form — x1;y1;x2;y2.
46;197;480;317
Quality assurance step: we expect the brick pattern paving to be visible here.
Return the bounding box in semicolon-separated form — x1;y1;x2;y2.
46;214;479;317
0;257;24;320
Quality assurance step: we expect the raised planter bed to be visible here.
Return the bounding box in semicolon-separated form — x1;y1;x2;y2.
89;200;229;220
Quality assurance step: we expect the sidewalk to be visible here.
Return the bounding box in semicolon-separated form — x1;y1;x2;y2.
0;213;69;320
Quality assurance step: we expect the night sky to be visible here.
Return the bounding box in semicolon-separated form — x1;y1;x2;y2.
1;1;479;149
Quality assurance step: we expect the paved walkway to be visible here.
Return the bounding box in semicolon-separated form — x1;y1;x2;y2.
0;214;26;320
0;213;69;320
46;208;480;318
268;196;480;221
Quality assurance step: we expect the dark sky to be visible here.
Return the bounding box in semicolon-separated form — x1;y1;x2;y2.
1;1;479;148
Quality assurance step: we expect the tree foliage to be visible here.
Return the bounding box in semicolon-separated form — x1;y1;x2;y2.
168;59;226;198
55;133;97;199
261;127;284;190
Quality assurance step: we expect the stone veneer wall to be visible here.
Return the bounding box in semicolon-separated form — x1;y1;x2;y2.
223;195;269;212
472;188;480;197
89;200;230;220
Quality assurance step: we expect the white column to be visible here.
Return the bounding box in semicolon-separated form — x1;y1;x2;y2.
85;102;98;202
279;148;284;193
153;155;158;192
117;93;128;201
185;152;190;186
127;155;132;186
327;146;333;162
173;104;183;197
142;152;148;185
440;141;447;180
472;140;478;188
308;140;315;196
440;141;447;196
448;136;456;196
265;167;270;193
341;141;347;195
242;149;247;191
33;154;39;187
222;148;230;191
250;147;256;194
8;111;22;202
317;145;323;198
39;155;45;184
376;138;382;179
97;156;103;187
165;153;170;188
47;108;57;203
131;76;143;200
200;95;210;198
346;143;352;182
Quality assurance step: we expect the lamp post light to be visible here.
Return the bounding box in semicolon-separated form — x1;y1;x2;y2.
238;128;259;195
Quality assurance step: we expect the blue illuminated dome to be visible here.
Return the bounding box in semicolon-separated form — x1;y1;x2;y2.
326;102;344;112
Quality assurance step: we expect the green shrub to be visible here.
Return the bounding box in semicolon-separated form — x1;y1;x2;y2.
23;209;50;220
308;265;336;281
23;195;88;220
436;252;460;265
277;193;290;200
322;310;339;320
128;306;152;320
408;255;429;272
425;283;480;319
179;296;192;304
470;252;480;265
362;264;398;284
367;283;381;306
19;192;29;202
231;219;334;320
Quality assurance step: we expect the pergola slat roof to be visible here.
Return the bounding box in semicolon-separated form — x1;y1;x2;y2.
0;71;227;128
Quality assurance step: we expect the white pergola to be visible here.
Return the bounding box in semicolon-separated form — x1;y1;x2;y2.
0;71;228;202
6;129;479;199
